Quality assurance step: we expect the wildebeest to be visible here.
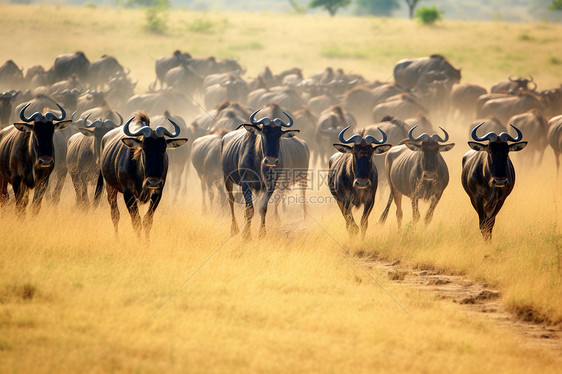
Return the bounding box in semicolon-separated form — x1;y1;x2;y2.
53;51;90;82
99;112;188;238
461;123;527;240
328;126;390;238
0;103;71;215
491;75;536;94
88;55;126;89
204;75;248;110
477;92;543;125
191;129;228;213
507;109;548;165
379;126;454;228
66;111;122;208
547;115;562;174
152;50;192;90
451;83;487;122
221;105;306;239
0;60;24;90
314;106;356;166
125;87;199;119
393;54;461;91
371;93;428;123
165;62;204;95
0;90;19;127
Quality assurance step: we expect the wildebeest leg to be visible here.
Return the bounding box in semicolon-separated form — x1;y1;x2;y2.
0;176;8;207
31;178;49;215
338;200;358;236
93;172;104;208
394;191;404;229
360;199;374;240
51;172;66;205
258;190;274;238
554;151;560;176
242;182;254;240
143;192;161;242
411;194;420;223
123;189;141;237
379;191;394;224
225;178;239;235
106;185;120;235
425;194;441;225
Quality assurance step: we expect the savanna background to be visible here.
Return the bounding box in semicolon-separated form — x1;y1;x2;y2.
1;1;562;373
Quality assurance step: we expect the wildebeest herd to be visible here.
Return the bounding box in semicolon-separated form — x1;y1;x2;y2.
0;51;561;241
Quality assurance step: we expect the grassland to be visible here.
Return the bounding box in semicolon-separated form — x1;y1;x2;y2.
1;4;562;373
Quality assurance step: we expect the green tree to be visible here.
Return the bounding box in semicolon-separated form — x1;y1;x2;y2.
404;0;421;19
355;0;400;16
309;0;351;16
415;5;443;24
551;0;562;10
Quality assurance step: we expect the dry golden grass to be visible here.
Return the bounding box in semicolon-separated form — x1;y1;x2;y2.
0;4;562;372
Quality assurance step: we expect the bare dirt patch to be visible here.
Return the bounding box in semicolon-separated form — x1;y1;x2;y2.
362;258;562;351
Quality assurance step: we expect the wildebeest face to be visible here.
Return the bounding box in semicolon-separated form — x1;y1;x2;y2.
468;140;527;187
334;143;391;189
404;140;454;181
244;124;299;168
14;119;71;167
122;135;188;189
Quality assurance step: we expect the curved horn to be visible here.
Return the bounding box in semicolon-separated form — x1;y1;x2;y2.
529;81;537;91
123;117;153;137
499;124;523;142
364;127;388;145
249;110;270;125
44;103;66;122
338;126;362;145
430;127;449;143
471;122;498;142
508;75;517;82
272;111;294;128
82;113;95;127
155;118;181;138
408;125;430;142
19;103;42;122
528;75;534;82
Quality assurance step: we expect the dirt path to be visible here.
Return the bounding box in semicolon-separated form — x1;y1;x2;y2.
362;258;562;351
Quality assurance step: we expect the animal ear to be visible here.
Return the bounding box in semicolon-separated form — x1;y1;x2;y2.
13;123;33;132
373;144;392;154
403;141;421;151
282;130;300;138
509;141;527;152
333;144;352;153
439;143;455;152
78;127;95;136
243;124;260;134
468;141;487;151
54;120;73;130
166;138;188;149
121;137;142;149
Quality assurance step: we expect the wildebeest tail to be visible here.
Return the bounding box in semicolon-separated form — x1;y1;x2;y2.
378;191;394;224
93;171;104;207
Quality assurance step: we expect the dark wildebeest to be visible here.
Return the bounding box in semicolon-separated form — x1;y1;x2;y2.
0;60;24;90
491;75;536;94
191;129;229;213
328;126;390;238
221;106;307;239
66;111;122;209
0;103;71;215
53;51;90;82
508;109;548;166
379;126;455;228
165;62;204;95
461;123;527;240
88;55;126;89
393;54;461;91
451;83;487;122
0;91;19;127
152;50;192;90
547;115;562;174
314;106;356;166
99;112;188;238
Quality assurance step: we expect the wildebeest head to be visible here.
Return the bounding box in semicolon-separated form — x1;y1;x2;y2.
468;123;527;187
15;103;72;167
402;126;455;181
79;111;123;163
121;112;188;189
242;109;299;168
333;126;391;189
